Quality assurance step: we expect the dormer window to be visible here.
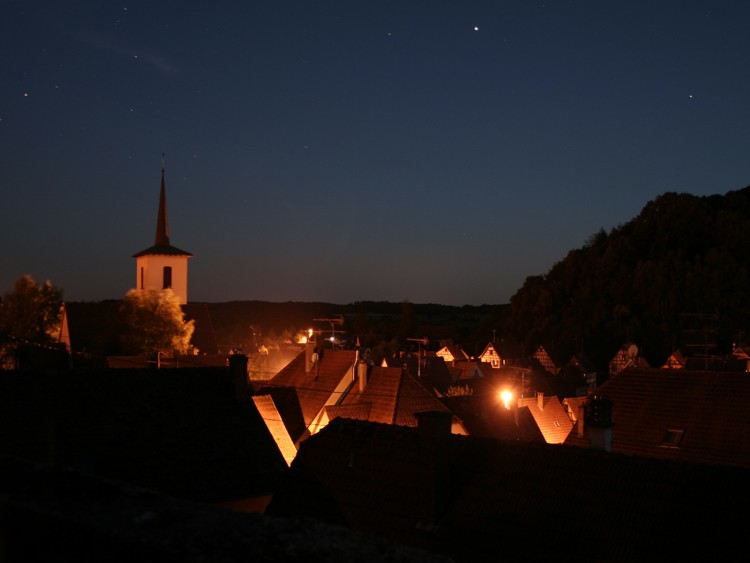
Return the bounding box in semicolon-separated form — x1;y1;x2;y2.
660;428;685;448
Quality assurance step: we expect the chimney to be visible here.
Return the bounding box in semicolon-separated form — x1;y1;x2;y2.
576;402;585;437
537;391;544;411
358;361;368;393
586;395;613;452
230;353;248;401
305;341;317;373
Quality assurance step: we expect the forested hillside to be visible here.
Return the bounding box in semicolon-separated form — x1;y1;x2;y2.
502;186;750;371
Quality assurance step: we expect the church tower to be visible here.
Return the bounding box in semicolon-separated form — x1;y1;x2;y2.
132;157;192;304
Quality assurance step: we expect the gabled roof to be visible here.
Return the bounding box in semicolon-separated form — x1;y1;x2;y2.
334;365;401;424
266;416;750;562
609;342;649;375
440;377;546;442
435;345;468;363
0;365;287;503
251;394;298;466
567;368;750;468
518;392;574;444
532;343;566;374
660;348;686;369
256;348;357;443
329;365;453;428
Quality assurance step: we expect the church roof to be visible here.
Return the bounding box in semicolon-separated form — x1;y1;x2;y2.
133;161;192;258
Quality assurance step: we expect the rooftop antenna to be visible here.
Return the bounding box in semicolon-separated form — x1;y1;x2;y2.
407;337;429;379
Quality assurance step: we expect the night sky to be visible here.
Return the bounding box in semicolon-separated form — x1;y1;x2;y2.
3;1;750;306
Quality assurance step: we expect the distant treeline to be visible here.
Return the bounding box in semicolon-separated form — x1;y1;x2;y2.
196;300;505;358
500;185;750;370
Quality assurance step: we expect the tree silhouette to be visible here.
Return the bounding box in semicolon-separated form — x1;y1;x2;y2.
119;289;195;356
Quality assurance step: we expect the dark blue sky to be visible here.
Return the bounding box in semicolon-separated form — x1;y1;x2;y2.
2;1;749;306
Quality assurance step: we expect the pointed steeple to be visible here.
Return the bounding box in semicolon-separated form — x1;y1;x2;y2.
155;156;170;246
133;155;192;258
132;155;193;304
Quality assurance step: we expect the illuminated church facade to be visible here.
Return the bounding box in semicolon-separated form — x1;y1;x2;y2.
132;162;192;304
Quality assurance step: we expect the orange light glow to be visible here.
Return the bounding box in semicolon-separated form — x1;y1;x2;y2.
500;390;512;410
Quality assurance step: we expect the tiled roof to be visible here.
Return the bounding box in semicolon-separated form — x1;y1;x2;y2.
257;348;357;442
338;365;401;424
440;378;546;442
394;369;452;427
251;394;298;466
266;416;750;562
518;393;574;444
332;366;452;428
0;365;287;503
325;402;372;422
569;368;750;468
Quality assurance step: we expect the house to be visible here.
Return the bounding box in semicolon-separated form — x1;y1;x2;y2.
0;356;287;511
254;347;473;463
608;342;649;376
660;348;686;369
265;413;750;562
439;375;546;442
476;339;521;368
517;391;574;444
253;344;358;450
532;343;566;375
435;344;469;365
327;363;468;435
565;367;750;469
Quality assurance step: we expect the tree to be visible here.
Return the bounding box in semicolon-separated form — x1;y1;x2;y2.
119;289;195;356
0;275;64;369
0;275;63;343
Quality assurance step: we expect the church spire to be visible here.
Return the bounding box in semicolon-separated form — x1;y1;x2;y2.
155;153;169;246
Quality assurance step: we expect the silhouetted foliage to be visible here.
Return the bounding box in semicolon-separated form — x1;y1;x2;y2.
0;275;64;368
501;186;750;370
119;289;195;355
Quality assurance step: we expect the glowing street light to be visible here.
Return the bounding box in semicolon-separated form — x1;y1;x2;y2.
500;390;513;410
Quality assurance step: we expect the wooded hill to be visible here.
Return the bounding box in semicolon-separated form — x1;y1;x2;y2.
501;185;750;371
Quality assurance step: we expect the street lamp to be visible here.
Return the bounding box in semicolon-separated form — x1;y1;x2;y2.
499;390;513;410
